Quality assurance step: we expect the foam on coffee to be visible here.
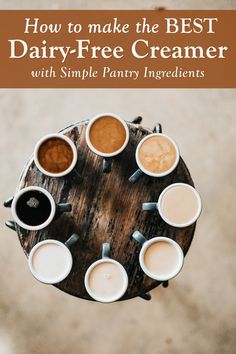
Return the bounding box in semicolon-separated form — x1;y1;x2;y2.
32;243;71;282
88;261;125;300
144;241;179;278
139;135;177;174
38;137;74;174
160;185;199;225
89;116;126;154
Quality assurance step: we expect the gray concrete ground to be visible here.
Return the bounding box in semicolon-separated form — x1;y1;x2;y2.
0;1;236;354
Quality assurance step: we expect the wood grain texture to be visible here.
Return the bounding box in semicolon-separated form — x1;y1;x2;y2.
16;121;196;300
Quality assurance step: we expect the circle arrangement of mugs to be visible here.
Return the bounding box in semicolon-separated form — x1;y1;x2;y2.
86;113;129;157
4;117;202;301
132;231;184;281
28;233;79;284
11;186;71;231
135;133;180;178
34;133;78;177
84;243;128;303
143;183;202;228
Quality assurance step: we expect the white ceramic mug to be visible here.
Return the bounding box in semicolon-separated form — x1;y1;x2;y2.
132;231;184;281
28;233;79;284
10;186;71;231
85;113;129;172
84;243;128;303
34;133;78;177
142;183;202;228
129;123;180;183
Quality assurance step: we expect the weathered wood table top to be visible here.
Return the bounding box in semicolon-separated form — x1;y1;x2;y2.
16;120;196;300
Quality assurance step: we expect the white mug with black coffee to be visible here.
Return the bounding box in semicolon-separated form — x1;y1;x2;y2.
28;233;79;284
143;183;202;228
6;186;71;231
129;123;180;183
132;231;184;281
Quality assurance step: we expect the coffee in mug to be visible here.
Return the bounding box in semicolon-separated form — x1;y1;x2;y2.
139;135;177;174
11;186;71;231
87;261;126;301
15;188;52;227
132;231;184;281
144;241;180;277
34;134;78;177
129;127;180;183
90;116;126;154
28;234;79;284
143;183;202;228
137;133;179;177
86;113;129;157
84;243;128;303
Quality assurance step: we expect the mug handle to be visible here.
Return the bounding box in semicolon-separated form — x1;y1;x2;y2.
4;196;14;208
103;158;112;173
65;233;79;248
153;123;162;133
142;203;157;211
102;242;111;258
5;220;17;231
131;116;142;124
132;231;147;245
56;203;72;214
128;168;143;184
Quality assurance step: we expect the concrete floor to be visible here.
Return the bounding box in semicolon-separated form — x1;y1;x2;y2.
0;1;236;354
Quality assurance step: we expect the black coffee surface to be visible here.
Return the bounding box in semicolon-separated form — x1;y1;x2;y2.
16;190;52;226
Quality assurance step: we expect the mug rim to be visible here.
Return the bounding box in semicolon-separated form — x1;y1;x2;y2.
28;239;73;284
85;112;130;157
139;237;184;281
34;133;78;177
84;258;129;303
158;183;202;228
135;133;180;177
11;186;56;231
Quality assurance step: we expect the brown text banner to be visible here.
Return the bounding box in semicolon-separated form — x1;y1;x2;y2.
0;10;235;88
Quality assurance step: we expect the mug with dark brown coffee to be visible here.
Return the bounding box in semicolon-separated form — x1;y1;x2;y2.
85;113;129;173
4;186;72;231
34;133;80;179
129;124;180;183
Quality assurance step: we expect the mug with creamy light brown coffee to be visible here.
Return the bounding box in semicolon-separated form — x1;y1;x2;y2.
132;231;184;281
143;183;202;228
84;243;128;303
129;124;180;183
28;233;79;284
85;113;129;173
34;133;78;178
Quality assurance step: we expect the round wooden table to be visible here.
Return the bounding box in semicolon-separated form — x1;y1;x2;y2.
13;120;196;301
